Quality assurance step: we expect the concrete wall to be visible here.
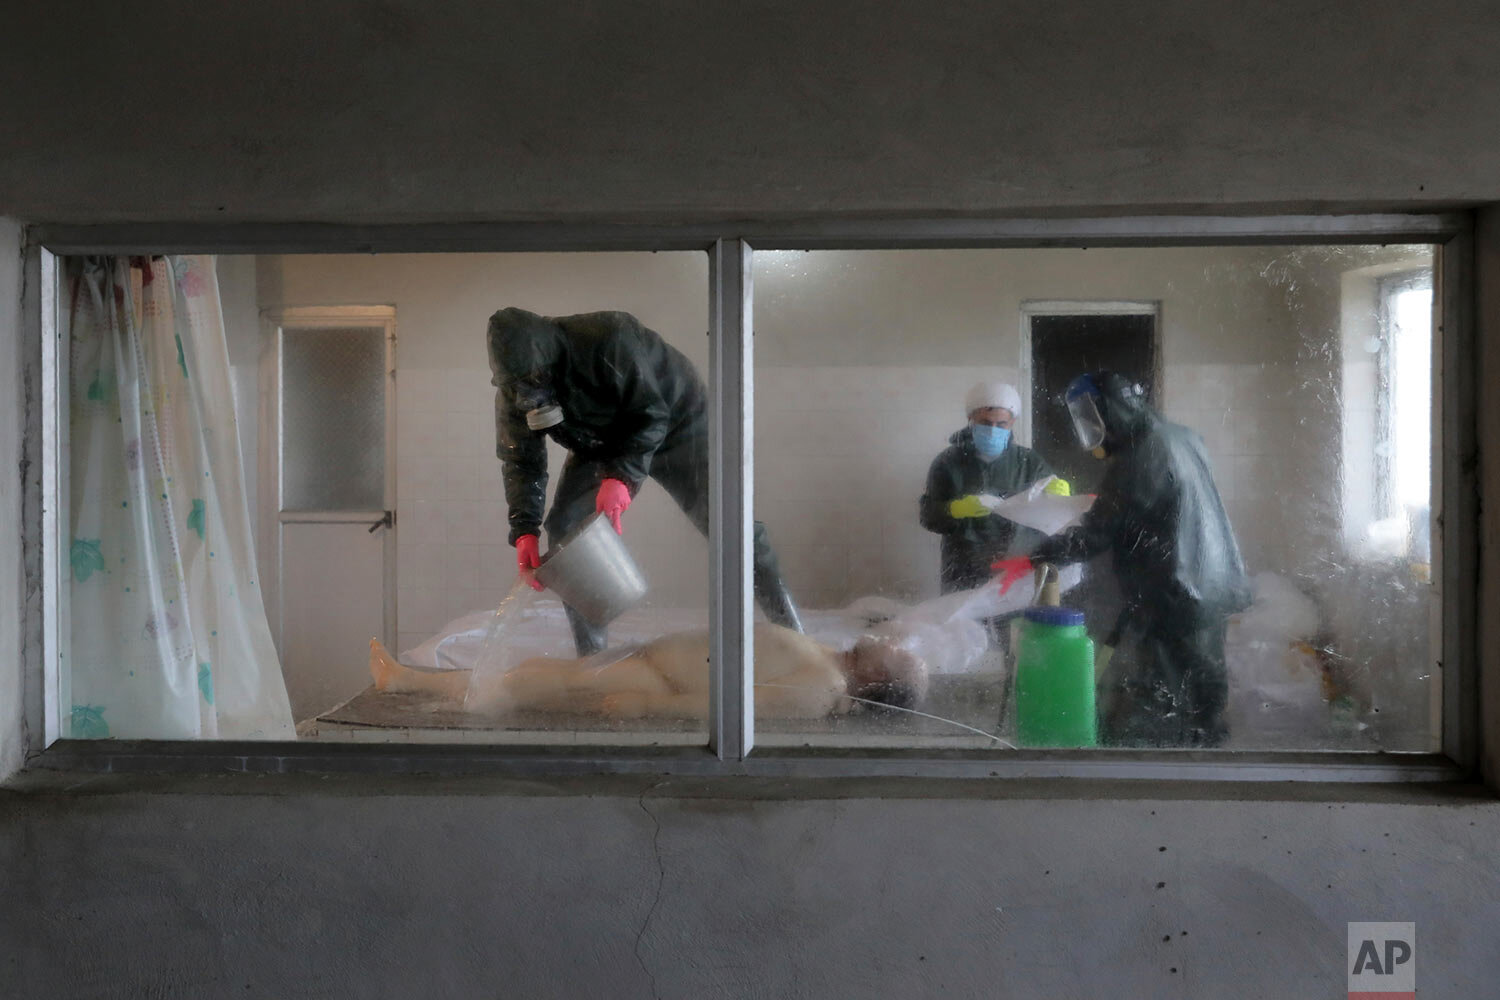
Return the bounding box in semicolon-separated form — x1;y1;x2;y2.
3;777;1499;999
0;219;24;779
3;2;1500;222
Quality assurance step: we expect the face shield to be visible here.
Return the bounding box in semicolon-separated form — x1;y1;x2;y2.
1064;374;1107;450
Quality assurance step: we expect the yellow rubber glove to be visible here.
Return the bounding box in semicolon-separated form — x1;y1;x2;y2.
1044;477;1072;497
948;495;990;519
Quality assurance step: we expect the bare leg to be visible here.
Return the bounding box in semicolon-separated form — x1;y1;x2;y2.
369;639;471;700
368;638;698;718
501;652;676;714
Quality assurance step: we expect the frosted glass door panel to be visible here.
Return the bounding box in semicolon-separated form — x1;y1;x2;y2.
282;327;386;511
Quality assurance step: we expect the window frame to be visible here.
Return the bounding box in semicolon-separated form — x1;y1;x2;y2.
19;213;1477;782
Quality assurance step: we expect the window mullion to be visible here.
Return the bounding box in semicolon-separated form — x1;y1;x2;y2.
708;239;754;760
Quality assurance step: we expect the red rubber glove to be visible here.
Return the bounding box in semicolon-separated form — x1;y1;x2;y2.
990;556;1034;596
515;534;544;591
595;478;632;535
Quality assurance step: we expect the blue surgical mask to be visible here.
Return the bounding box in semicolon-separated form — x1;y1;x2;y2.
971;423;1011;460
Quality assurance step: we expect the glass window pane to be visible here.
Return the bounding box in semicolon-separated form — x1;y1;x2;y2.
63;251;717;744
751;245;1439;752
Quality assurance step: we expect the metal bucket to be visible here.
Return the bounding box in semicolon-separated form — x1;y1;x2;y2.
533;512;649;627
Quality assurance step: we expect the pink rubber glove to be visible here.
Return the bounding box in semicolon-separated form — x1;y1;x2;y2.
515;534;544;591
595;478;632;535
990;556;1034;596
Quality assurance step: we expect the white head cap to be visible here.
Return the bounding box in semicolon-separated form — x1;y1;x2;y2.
964;380;1022;420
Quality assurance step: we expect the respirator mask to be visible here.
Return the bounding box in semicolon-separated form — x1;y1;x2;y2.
513;376;564;431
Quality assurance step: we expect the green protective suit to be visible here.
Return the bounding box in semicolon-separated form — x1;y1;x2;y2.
487;308;802;655
919;426;1054;592
1031;372;1251;747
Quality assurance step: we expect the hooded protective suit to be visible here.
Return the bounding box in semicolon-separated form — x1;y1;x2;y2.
1031;372;1251;747
488;308;802;654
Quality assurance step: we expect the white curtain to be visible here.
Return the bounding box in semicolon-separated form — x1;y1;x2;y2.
66;256;293;739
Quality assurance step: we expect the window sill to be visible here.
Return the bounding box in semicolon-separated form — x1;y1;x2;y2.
16;739;1468;787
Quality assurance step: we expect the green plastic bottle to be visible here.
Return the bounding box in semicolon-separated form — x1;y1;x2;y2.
1014;606;1097;747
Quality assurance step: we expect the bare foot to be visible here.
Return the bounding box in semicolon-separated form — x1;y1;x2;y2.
370;637;401;691
370;638;474;701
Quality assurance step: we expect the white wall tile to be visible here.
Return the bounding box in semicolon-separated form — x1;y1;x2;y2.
438;501;486;543
396;587;446;632
441;459;481;501
395;369;449;412
474;544;516;591
398;500;445;544
444;419;491;461
444;587;499;622
439;543;481;590
448;368;495;415
395;408;447;459
397;542;445;590
396;453;444;501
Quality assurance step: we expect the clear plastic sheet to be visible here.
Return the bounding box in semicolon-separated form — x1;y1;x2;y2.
403;566;1085;696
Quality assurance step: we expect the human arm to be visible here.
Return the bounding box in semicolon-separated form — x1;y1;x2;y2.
1029;461;1126;566
919;451;969;533
494;375;550;545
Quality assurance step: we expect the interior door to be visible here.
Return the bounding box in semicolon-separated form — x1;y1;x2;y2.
275;317;396;722
1028;310;1158;638
1030;312;1158;495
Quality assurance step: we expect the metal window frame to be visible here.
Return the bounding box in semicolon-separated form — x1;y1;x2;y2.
20;212;1477;783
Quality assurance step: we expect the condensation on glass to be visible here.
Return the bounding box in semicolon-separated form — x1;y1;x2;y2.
55;245;1444;753
750;245;1440;753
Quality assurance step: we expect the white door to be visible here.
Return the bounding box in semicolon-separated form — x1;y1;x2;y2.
267;308;396;722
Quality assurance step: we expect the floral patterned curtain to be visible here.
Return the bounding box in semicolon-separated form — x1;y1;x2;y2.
66;256;293;739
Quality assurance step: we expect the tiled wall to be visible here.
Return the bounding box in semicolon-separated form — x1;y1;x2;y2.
393;367;510;653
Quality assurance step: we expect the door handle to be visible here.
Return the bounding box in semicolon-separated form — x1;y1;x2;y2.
368;510;395;533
